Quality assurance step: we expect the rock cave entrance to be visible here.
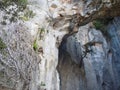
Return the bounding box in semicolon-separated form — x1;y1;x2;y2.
57;35;87;90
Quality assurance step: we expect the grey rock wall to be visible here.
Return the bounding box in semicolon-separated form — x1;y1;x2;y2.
106;17;120;90
58;17;120;90
0;0;120;90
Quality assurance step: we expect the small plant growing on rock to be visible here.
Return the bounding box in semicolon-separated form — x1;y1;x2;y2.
93;19;107;35
39;28;45;40
93;20;104;30
33;39;38;51
93;18;113;36
0;37;7;50
40;81;46;86
20;8;36;21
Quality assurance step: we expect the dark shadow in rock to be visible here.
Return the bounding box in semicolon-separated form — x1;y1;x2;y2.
57;35;87;90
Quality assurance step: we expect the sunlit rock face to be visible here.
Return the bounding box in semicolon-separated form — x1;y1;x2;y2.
0;0;120;90
106;17;120;90
58;17;120;90
0;0;71;90
58;24;108;90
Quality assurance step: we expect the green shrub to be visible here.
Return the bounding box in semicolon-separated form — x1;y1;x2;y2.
0;0;28;9
93;19;107;35
0;0;28;24
93;20;105;30
17;0;28;6
93;18;113;36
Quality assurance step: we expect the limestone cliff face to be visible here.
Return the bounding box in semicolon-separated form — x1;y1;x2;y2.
107;17;120;90
58;17;120;90
0;0;120;90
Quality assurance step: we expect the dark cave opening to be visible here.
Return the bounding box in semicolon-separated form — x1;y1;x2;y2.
57;34;86;90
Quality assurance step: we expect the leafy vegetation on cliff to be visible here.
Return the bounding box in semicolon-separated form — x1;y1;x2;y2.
0;0;27;9
0;0;36;25
93;18;113;35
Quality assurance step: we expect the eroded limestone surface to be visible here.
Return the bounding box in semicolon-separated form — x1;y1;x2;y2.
0;0;120;90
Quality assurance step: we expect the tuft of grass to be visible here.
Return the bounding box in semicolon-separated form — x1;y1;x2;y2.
0;37;7;50
20;16;29;21
33;39;38;51
39;28;45;40
25;9;35;18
